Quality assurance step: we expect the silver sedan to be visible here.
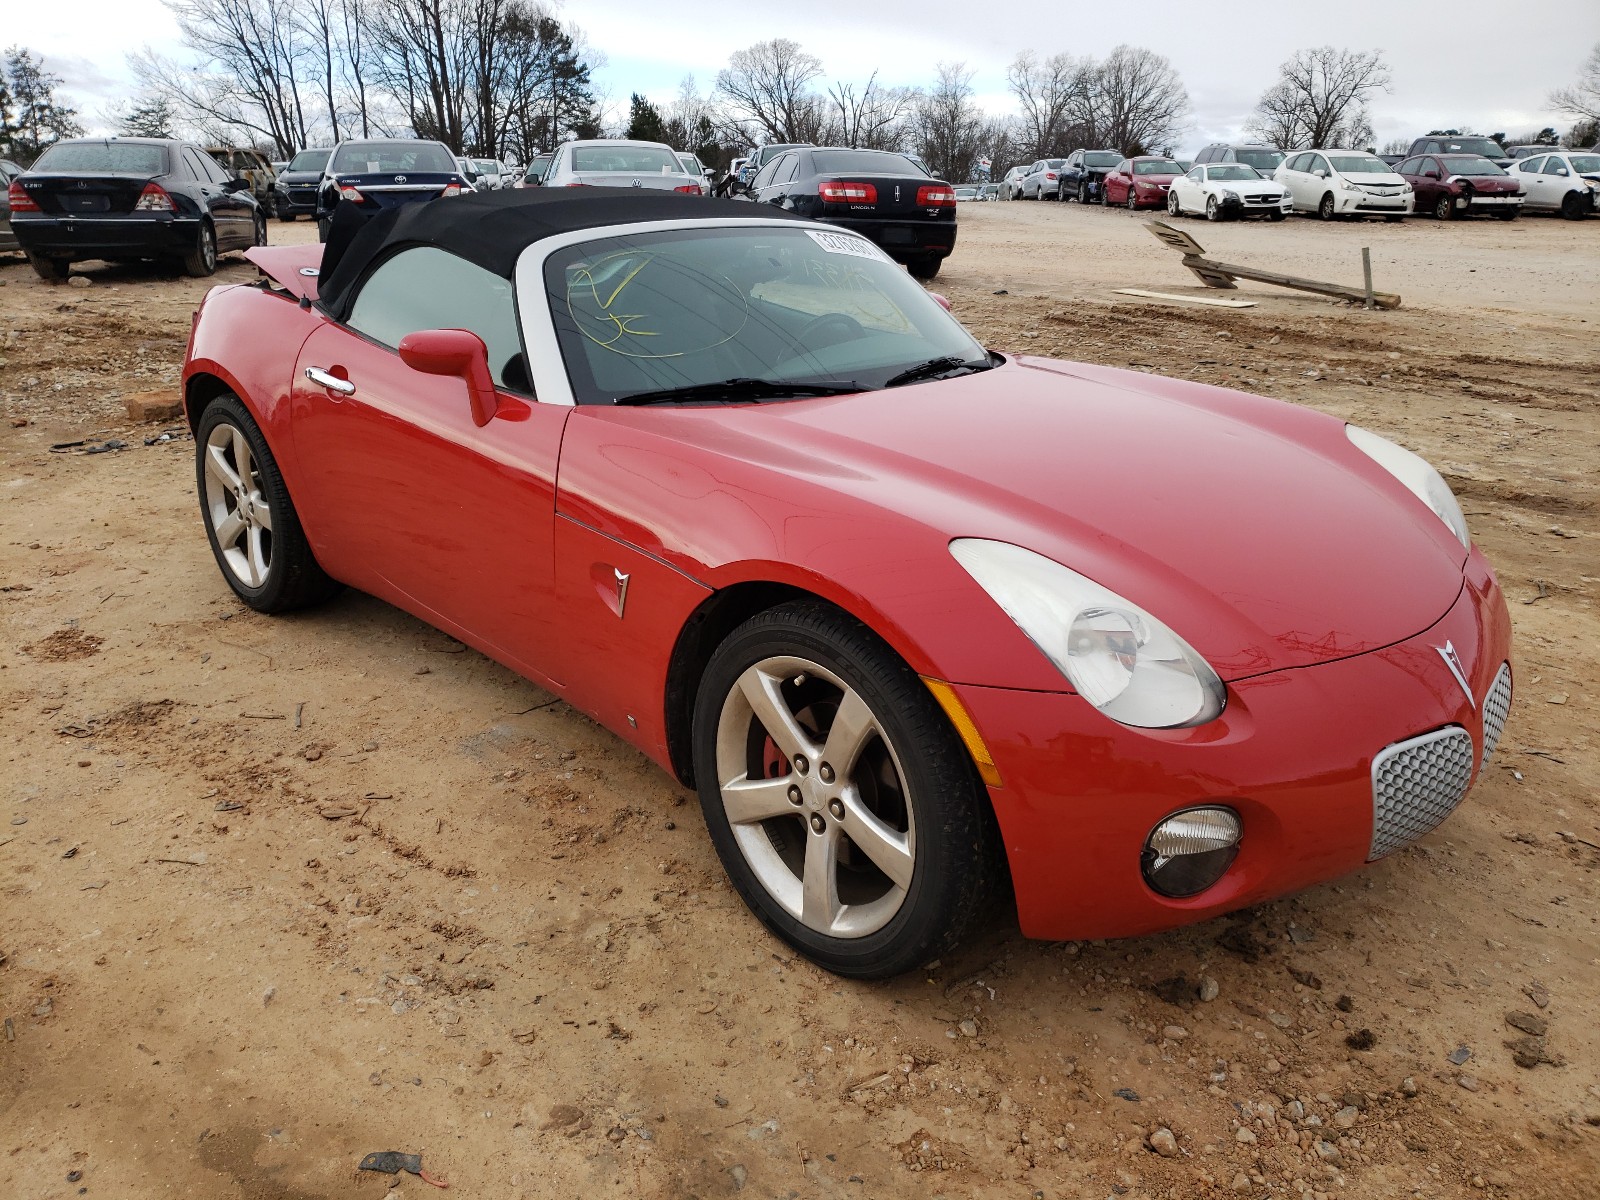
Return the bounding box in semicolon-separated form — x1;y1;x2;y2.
543;139;707;193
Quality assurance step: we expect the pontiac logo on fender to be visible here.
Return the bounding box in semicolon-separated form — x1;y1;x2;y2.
1435;641;1475;709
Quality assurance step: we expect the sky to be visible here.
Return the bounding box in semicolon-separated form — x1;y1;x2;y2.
7;0;1598;152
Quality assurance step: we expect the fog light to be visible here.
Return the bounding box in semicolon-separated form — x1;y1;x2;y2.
1141;807;1242;898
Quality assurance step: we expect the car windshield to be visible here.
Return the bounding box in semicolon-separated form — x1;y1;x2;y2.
572;145;682;174
287;149;330;172
1570;154;1600;173
32;141;166;175
1328;155;1391;174
1234;149;1284;170
1134;159;1181;175
543;226;990;406
1433;137;1504;157
1207;164;1263;180
331;141;456;173
812;149;927;176
474;159;498;172
1441;156;1505;177
954;188;977;198
1084;152;1120;167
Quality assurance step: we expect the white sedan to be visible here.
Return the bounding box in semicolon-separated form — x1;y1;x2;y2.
1506;152;1600;219
542;139;707;193
1167;164;1292;221
1274;150;1412;221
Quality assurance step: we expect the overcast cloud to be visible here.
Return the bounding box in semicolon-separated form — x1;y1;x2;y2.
7;0;1598;150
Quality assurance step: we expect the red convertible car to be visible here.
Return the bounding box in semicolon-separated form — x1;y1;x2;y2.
183;189;1513;978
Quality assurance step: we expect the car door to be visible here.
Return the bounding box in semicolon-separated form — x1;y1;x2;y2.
289;245;570;679
186;146;250;246
1179;166;1204;212
1538;155;1574;207
1277;154;1306;207
1513;157;1548;207
756;152;797;206
1411;157;1442;209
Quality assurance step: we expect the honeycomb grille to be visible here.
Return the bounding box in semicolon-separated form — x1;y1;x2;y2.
1480;662;1513;769
1368;727;1475;861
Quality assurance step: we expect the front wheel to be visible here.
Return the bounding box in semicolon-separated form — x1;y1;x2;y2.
1495;207;1519;221
1268;209;1288;222
1167;189;1181;216
1434;194;1455;220
196;394;341;613
1126;189;1138;211
183;221;217;277
1077;181;1090;204
1384;214;1406;223
692;602;997;978
1317;193;1337;221
1205;196;1220;221
1560;192;1591;220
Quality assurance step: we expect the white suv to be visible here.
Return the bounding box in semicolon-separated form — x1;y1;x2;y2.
1275;150;1412;221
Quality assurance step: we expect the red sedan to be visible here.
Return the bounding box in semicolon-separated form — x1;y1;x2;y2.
1101;156;1184;209
183;189;1513;978
1394;152;1523;220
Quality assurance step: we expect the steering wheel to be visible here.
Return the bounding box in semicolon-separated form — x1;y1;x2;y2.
796;312;865;345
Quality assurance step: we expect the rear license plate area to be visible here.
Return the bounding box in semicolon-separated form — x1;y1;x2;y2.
64;195;110;213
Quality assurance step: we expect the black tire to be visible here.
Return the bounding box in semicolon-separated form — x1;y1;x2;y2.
317;216;331;242
25;251;70;283
252;210;268;247
1384;214;1406;223
1434;194;1455;220
907;255;942;281
1167;189;1182;217
1560;191;1590;220
1205;196;1220;221
1100;183;1111;207
1126;188;1138;211
1268;210;1288;222
1078;181;1090;204
261;192;276;219
1494;207;1519;221
278;206;295;223
195;393;341;613
691;601;998;978
1317;193;1337;221
183;221;218;277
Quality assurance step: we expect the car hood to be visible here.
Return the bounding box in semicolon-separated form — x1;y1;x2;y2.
279;169;324;185
1343;172;1408;187
579;358;1468;683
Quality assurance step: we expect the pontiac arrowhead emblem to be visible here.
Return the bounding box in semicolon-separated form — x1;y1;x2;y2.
1435;641;1475;709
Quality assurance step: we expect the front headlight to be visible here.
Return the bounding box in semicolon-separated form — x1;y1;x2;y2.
1345;425;1469;547
1220;188;1240;201
950;539;1226;729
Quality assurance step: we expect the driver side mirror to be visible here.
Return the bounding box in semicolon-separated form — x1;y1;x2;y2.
398;328;500;427
1313;168;1328;178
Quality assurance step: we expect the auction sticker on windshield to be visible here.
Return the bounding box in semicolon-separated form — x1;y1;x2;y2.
807;229;889;260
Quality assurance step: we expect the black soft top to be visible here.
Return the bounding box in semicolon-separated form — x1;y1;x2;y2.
317;187;805;319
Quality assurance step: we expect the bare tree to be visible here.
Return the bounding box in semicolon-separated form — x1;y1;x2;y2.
1550;42;1600;125
1250;47;1390;149
915;62;987;183
827;72;916;150
715;39;824;143
1007;50;1088;158
1093;46;1189;154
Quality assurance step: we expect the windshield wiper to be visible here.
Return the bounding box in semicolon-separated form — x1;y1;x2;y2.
883;355;993;388
614;378;861;406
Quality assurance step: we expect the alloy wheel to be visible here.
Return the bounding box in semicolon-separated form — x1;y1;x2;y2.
203;422;274;588
713;655;915;939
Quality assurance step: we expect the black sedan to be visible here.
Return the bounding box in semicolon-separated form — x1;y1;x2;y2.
741;147;957;279
315;138;467;240
8;137;263;282
272;146;332;221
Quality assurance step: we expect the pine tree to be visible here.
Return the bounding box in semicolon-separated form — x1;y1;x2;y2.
120;96;178;139
625;93;670;145
3;46;83;162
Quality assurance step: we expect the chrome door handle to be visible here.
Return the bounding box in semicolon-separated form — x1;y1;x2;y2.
304;366;355;395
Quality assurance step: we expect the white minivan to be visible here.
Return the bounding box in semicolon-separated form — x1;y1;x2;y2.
1275;150;1412;221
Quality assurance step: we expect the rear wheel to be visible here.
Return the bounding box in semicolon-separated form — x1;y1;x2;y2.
1317;193;1337;221
907;255;941;281
183;221;218;277
252;210;268;247
277;201;294;222
25;251;70;283
692;602;997;978
317;216;332;242
196;393;340;613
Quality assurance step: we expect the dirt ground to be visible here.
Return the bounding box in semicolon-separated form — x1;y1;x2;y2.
2;201;1597;1200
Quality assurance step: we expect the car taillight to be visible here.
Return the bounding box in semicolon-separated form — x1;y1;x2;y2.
441;183;463;197
916;185;956;207
673;184;701;193
339;184;365;203
134;182;175;212
7;181;40;212
1044;172;1057;180
564;182;591;188
819;180;877;203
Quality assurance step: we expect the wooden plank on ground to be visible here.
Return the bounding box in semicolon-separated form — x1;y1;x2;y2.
1113;288;1257;309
